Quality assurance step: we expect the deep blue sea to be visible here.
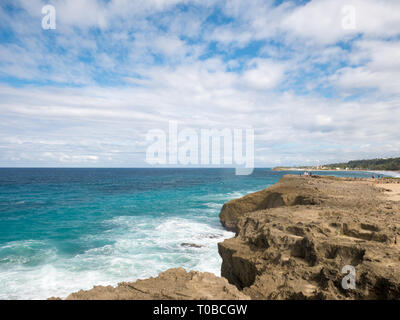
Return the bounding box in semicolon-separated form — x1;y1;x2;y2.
0;168;373;299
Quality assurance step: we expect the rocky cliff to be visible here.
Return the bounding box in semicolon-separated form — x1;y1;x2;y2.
55;268;249;300
58;175;400;300
218;175;400;299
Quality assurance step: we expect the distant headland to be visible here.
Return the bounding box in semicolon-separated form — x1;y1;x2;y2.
273;157;400;173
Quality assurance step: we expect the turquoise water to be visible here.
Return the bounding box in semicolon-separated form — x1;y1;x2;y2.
0;168;372;299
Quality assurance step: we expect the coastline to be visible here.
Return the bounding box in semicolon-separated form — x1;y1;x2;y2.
274;167;400;178
272;167;367;173
60;174;400;300
272;167;400;178
368;170;400;178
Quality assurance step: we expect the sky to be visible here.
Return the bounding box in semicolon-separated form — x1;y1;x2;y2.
0;0;399;167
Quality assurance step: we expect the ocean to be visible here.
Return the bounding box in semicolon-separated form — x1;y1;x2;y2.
0;168;373;299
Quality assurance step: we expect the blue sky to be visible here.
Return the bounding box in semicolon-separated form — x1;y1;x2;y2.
0;0;399;167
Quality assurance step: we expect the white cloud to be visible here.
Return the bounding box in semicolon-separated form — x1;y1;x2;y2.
42;152;99;163
282;0;400;45
0;0;399;166
1;66;399;166
332;40;400;95
241;59;286;90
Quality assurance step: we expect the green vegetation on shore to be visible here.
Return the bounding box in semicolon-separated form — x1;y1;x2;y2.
273;157;400;172
325;157;400;171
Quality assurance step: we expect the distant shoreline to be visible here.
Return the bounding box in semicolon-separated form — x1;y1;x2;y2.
272;167;400;178
367;170;400;178
272;167;364;172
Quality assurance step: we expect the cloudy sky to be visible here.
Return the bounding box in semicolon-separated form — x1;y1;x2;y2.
0;0;399;167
